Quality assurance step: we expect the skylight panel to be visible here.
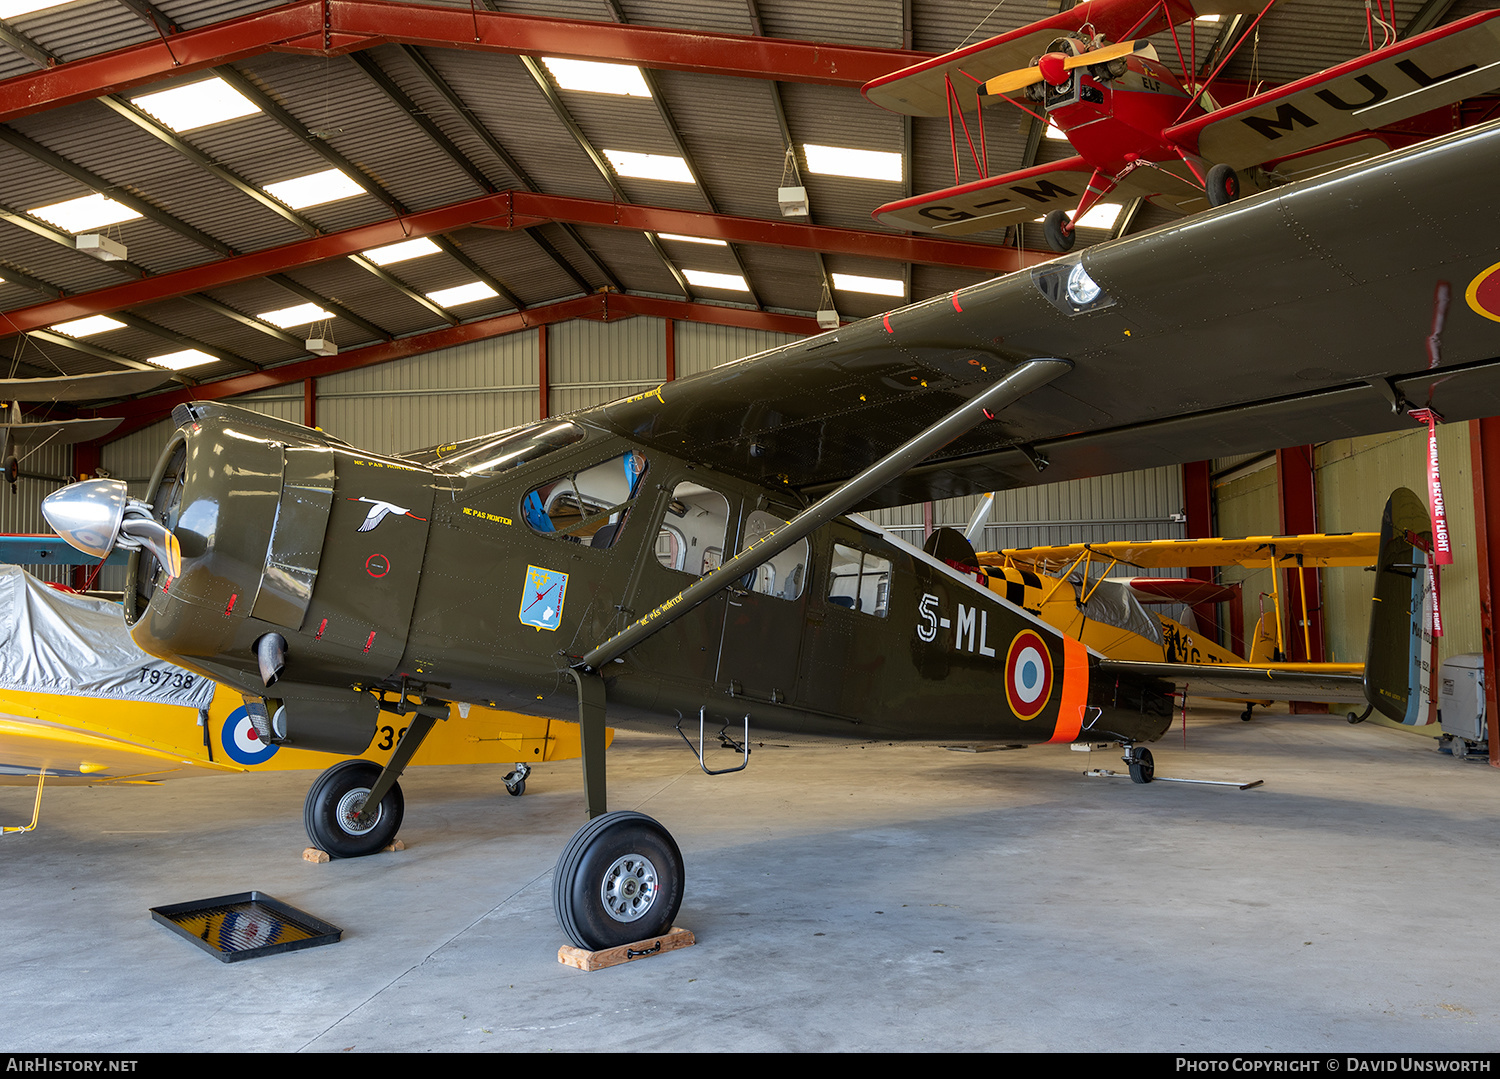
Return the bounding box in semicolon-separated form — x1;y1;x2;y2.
659;233;727;246
130;78;260;132
30;194;142;234
258;303;333;328
683;270;749;292
832;273;904;298
0;0;68;17
149;349;216;370
1076;203;1123;229
264;168;365;210
802;144;903;182
361;237;441;265
427;282;498;308
604;150;693;184
48;315;125;337
542;58;651;98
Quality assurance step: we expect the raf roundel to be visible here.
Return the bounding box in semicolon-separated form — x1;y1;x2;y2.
221;705;278;766
1005;630;1054;721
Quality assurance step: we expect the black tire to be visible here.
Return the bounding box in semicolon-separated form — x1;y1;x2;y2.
1454;738;1470;761
1128;746;1155;784
506;777;525;797
1206;163;1239;207
1240;707;1254;722
303;759;404;858
553;811;684;951
1043;209;1076;253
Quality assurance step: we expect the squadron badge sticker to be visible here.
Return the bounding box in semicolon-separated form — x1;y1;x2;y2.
520;565;569;631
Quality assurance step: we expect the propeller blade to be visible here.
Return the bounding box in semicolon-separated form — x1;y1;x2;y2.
1064;39;1157;69
984;66;1044;96
120;517;182;579
964;493;995;548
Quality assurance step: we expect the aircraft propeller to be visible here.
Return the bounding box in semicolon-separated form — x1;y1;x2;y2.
984;39;1157;96
41;477;182;579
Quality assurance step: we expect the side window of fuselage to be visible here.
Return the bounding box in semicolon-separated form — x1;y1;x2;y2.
828;543;892;617
743;509;808;601
656;481;730;575
522;450;647;549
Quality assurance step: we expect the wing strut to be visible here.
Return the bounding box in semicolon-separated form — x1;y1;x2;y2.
575;357;1073;674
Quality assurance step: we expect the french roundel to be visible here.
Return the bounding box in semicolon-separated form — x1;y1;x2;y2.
1467;261;1500;324
221;705;278;766
1005;630;1054;721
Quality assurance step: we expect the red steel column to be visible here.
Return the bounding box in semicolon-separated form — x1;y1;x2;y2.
303;378;316;429
1277;445;1326;712
1468;418;1500;766
1182;460;1220;645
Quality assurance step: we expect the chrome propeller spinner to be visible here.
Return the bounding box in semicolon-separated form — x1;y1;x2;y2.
42;478;182;578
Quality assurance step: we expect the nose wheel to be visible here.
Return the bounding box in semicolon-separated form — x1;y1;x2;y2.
553;811;684;951
304;759;405;858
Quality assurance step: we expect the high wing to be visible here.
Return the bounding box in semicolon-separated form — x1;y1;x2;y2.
990;533;1380;574
597;120;1500;512
3;417;124;447
862;0;1264;116
872;157;1202;235
1165;10;1500;168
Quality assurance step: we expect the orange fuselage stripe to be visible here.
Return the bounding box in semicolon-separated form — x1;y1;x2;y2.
1047;635;1089;744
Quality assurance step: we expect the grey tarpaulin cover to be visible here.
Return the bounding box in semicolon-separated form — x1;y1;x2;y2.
0;565;216;708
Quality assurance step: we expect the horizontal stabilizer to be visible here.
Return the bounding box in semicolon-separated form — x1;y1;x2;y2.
1097;659;1368;703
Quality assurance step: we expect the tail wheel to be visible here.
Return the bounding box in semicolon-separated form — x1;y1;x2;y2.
304;759;404;858
553;811;684;951
1128;746;1155;784
1043;209;1076;253
1206;164;1239;208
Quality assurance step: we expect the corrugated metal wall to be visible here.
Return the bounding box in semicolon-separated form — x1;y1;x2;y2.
1213;455;1280;649
1316;425;1479;669
3;440;73;583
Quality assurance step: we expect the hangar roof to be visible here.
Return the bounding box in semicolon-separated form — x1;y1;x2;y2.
0;0;1493;414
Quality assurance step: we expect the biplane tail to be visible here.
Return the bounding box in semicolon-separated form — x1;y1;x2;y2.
1363;488;1436;725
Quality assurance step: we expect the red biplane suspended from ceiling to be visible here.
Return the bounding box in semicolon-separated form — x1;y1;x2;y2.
864;0;1500;251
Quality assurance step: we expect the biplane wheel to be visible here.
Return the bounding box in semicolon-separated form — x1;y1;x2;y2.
553;811;684;951
3;456;18;486
303;759;404;859
1043;209;1076;253
1128;747;1155;785
1206;164;1239;207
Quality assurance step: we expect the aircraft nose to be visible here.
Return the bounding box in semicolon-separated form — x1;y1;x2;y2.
1038;52;1069;85
42;478;130;559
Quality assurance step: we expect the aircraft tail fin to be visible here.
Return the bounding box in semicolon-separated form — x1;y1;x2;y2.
1247;610;1279;664
1363;488;1435;724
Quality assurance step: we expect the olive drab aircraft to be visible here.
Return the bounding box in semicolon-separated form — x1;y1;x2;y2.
862;0;1500;251
0;565;605;840
38;120;1500;951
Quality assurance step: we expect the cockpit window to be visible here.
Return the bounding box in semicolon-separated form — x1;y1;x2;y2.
523;451;648;549
408;421;586;477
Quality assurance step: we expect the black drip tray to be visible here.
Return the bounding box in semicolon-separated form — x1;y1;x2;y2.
150;891;342;962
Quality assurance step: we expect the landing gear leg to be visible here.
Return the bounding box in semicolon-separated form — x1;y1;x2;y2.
556;670;686;949
304;760;405;858
1123;744;1155;784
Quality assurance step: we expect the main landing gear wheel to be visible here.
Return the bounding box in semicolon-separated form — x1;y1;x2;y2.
1127;746;1155;784
1206;164;1239;207
553;811;684;951
303;759;404;858
1043;209;1076;253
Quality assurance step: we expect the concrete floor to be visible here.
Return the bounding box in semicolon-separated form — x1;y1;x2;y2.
2;703;1497;1053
